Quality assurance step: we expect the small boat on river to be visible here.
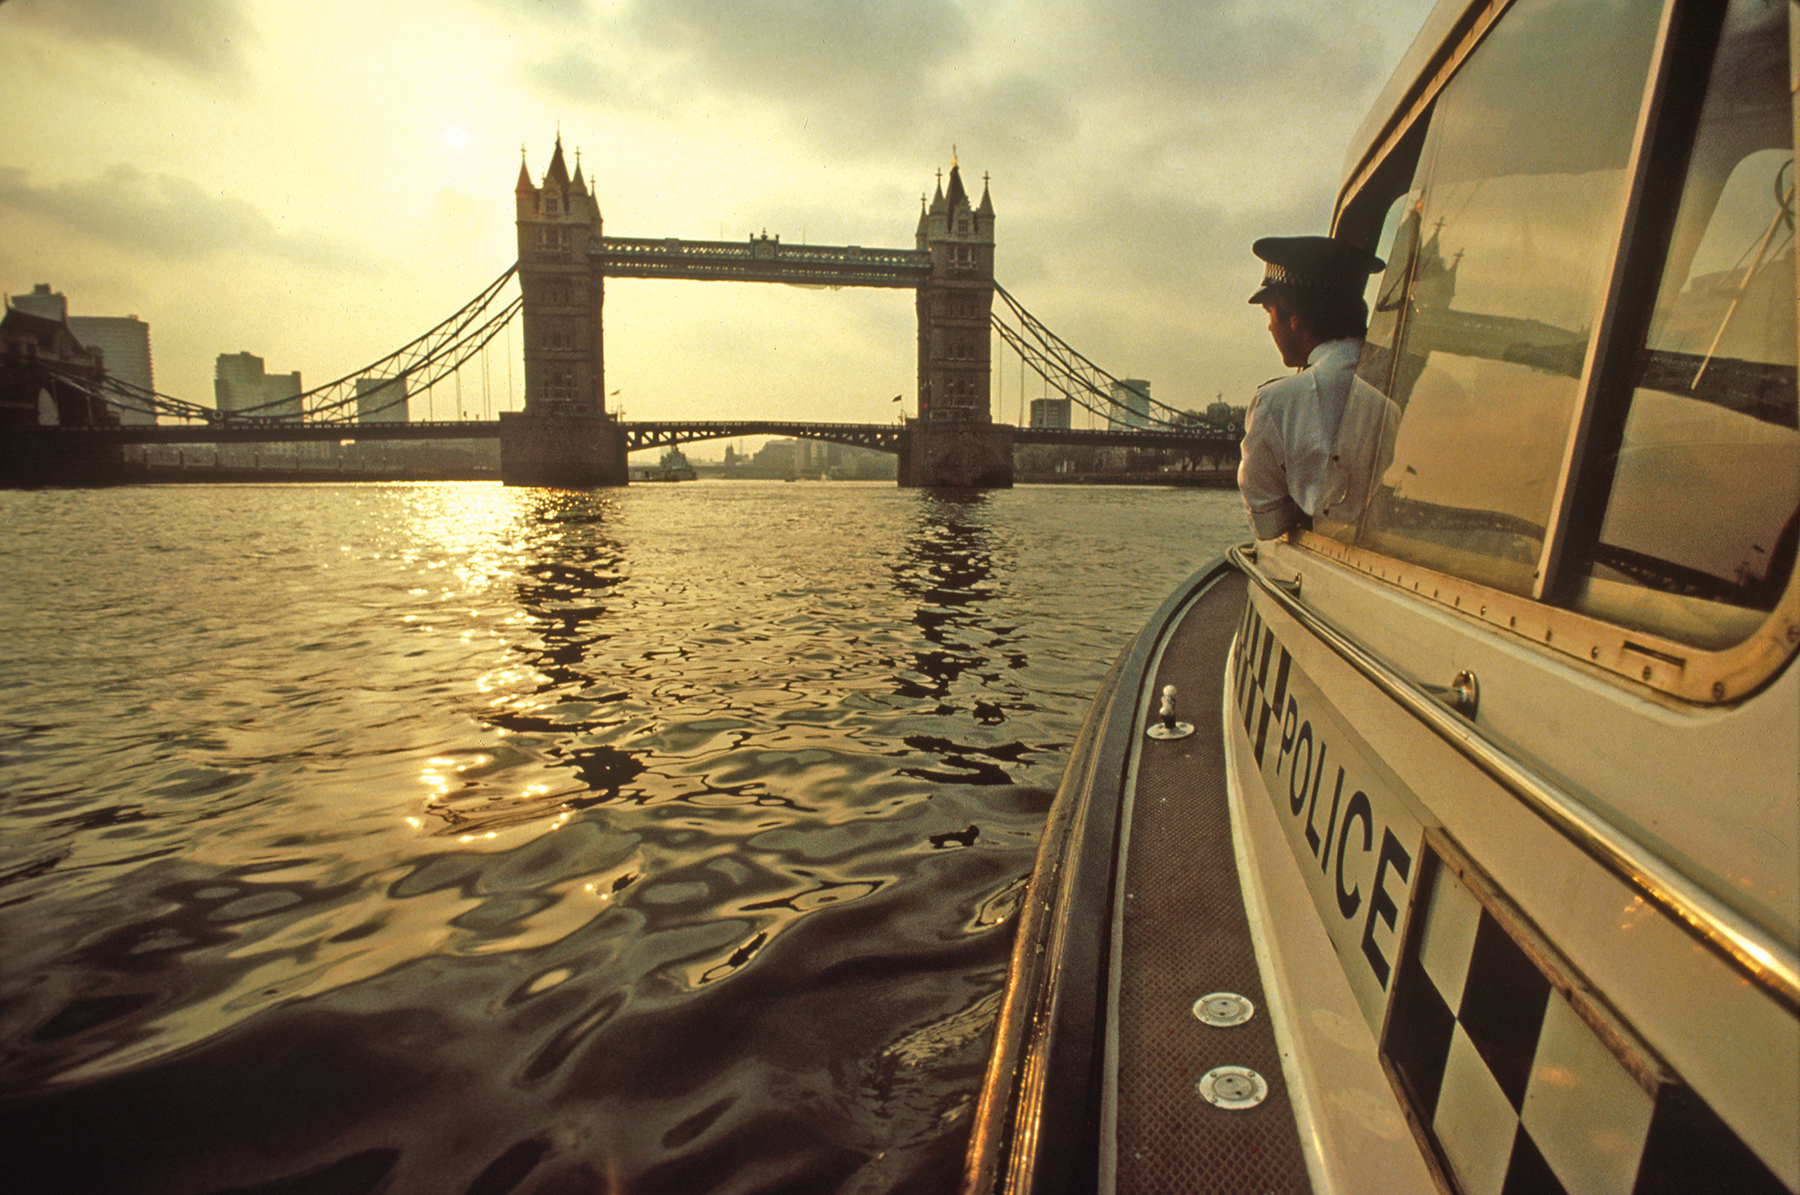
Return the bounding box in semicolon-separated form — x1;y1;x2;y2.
630;446;698;483
962;0;1799;1190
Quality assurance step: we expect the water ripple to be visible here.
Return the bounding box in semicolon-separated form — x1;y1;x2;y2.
0;480;1246;1193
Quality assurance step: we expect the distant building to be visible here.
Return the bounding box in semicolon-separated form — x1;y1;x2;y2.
72;317;154;424
1029;397;1071;429
216;352;302;421
754;438;799;477
6;285;67;324
737;438;895;480
355;377;409;423
794;438;833;477
0;306;114;427
1108;379;1151;431
7;284;156;425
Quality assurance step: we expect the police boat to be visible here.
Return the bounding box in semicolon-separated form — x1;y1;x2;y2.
962;0;1799;1190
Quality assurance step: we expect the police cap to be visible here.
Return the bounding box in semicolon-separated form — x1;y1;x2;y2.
1248;235;1385;305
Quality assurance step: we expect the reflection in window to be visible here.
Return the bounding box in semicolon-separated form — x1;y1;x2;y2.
1350;0;1663;594
1316;192;1413;542
1573;0;1798;648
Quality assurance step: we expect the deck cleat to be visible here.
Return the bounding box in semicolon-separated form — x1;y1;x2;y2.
1146;683;1195;739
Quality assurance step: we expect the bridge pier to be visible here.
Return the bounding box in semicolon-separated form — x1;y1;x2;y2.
499;411;629;488
898;419;1014;488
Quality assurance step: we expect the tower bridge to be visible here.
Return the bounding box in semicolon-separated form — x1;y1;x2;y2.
506;136;1012;488
5;136;1242;488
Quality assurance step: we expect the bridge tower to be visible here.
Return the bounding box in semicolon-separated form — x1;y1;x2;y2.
501;136;628;486
902;157;1014;487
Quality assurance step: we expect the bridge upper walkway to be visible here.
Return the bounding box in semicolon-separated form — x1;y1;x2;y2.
599;236;931;288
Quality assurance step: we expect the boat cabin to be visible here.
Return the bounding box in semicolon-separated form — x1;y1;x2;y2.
964;1;1799;1191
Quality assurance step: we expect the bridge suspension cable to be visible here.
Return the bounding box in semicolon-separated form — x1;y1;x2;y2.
54;372;221;425
990;282;1214;433
246;263;522;424
43;265;1220;440
36;264;522;426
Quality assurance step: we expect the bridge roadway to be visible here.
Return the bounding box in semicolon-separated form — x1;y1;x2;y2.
40;418;1238;454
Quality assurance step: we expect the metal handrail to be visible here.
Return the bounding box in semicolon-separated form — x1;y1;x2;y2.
1229;543;1800;1013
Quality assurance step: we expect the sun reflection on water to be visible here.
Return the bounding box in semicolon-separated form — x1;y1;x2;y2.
0;481;1247;1193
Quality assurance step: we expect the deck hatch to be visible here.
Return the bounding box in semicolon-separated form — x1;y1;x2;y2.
1196;1066;1269;1111
1191;992;1256;1028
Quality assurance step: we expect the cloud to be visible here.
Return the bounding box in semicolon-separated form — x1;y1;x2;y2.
459;0;594;23
1030;183;1337;292
512;0;1403;194
517;0;984;157
915;74;1079;160
0;165;379;271
0;0;253;75
627;0;970;99
1081;0;1388;104
522;48;660;114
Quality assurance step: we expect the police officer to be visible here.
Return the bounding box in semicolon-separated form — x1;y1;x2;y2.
1237;235;1388;539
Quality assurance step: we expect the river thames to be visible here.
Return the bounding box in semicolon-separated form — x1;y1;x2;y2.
0;480;1246;1195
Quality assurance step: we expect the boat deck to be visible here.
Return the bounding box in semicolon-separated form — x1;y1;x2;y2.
964;559;1312;1194
1109;566;1310;1192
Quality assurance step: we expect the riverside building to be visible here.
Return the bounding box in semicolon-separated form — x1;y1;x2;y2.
6;284;156;425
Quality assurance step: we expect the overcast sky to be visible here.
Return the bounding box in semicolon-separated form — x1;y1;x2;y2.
1;0;1440;433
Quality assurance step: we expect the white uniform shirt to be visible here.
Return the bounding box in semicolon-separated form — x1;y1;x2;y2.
1236;338;1397;539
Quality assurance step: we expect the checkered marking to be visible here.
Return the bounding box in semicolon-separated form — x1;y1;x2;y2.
1384;840;1787;1195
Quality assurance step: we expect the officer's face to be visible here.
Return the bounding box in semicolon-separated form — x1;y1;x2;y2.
1264;304;1307;368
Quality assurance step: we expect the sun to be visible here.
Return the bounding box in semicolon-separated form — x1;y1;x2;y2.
441;126;470;151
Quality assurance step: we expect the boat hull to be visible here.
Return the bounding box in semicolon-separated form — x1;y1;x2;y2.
1226;538;1797;1194
964;545;1797;1193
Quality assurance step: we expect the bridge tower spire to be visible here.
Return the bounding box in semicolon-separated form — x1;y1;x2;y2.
501;134;628;486
516;133;604;416
903;154;1012;487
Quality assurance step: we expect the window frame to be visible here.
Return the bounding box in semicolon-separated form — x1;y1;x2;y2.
1533;0;1735;608
1319;0;1799;704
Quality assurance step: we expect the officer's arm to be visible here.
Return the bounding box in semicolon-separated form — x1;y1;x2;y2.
1237;394;1305;538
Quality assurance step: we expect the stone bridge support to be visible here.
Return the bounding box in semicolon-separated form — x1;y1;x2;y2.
498;411;627;488
899;420;1014;488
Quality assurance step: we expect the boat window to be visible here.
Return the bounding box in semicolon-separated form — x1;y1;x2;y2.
1343;0;1665;595
1359;192;1416;398
1568;0;1798;649
1314;189;1415;543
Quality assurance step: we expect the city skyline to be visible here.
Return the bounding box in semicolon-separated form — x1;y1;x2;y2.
2;0;1438;431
